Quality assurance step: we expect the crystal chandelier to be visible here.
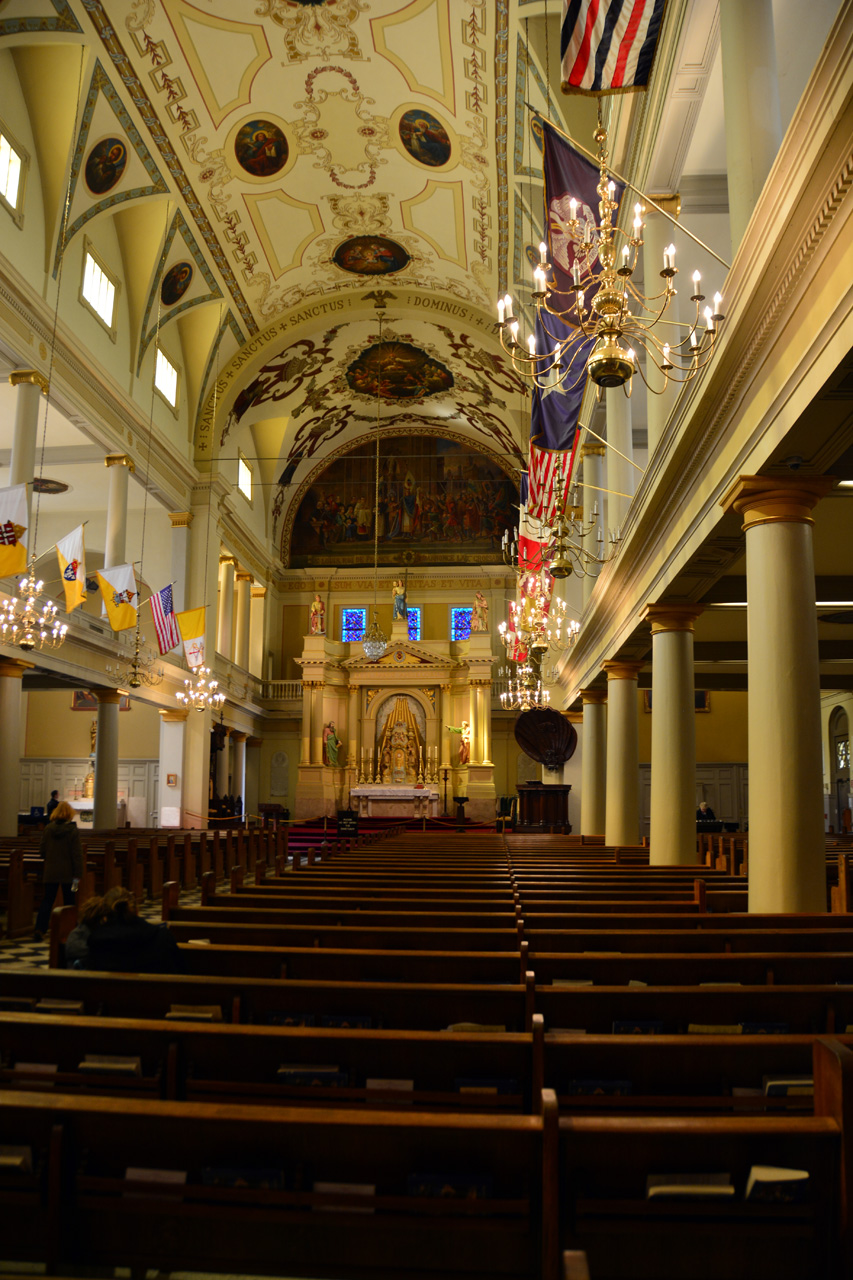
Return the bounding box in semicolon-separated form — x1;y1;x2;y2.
0;562;68;652
498;570;578;662
500;663;550;712
362;304;387;663
497;116;724;395
176;665;225;713
105;621;163;689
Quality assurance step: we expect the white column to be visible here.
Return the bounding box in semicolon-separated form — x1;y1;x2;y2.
0;660;29;837
580;445;606;609
234;571;253;669
231;731;247;807
300;681;312;764
468;678;479;766
605;389;634;535
348;684;360;772
580;687;607;836
310;682;324;766
644;604;703;865
9;370;47;534
481;680;492;766
93;690;122;829
250;585;266;678
180;477;221;829
245;736;261;821
181;707;211;829
440;683;452;768
217;555;236;659
641;201;680;457
104;454;134;569
158;709;188;828
603;661;643;845
168;512;192;613
720;0;782;249
724;476;834;912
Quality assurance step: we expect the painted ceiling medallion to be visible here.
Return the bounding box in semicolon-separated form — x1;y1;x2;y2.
85;136;128;194
333;237;410;276
346;341;453;400
257;0;368;63
399;110;451;167
161;261;194;306
235;120;288;178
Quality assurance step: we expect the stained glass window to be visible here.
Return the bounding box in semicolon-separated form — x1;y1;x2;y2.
407;606;421;641
838;738;850;771
342;608;366;642
451;607;472;641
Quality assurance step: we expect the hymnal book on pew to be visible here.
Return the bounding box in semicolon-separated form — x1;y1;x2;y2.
277;1064;348;1087
34;999;84;1015
408;1173;493;1199
12;1062;57;1074
551;978;593;987
124;1168;187;1200
446;1022;506;1033
313;1181;375;1213
567;1079;632;1097
0;1146;32;1173
761;1075;814;1097
688;1023;742;1035
166;1004;223;1022
646;1173;734;1199
79;1055;142;1076
202;1167;284;1190
454;1077;519;1095
745;1166;809;1202
0;997;37;1012
612;1020;665;1035
741;1022;789;1035
267;1012;316;1027
365;1078;414;1092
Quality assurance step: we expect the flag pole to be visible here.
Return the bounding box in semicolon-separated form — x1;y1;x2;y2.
577;423;645;473
526;104;731;271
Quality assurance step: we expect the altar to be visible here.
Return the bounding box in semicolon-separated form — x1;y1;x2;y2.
350;786;439;819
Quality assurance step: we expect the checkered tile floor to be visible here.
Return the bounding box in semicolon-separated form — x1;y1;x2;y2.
0;886;202;969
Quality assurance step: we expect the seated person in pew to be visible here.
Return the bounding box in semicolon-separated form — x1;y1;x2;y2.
66;887;185;974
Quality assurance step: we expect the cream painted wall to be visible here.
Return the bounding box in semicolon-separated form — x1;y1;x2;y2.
25;689;161;759
637;689;748;763
257;724;301;812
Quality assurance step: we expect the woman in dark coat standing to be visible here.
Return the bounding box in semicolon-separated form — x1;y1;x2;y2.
34;800;84;940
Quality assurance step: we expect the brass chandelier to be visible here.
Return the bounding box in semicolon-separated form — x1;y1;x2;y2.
497;117;724;395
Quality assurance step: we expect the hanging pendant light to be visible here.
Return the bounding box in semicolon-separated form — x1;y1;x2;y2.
362;305;387;663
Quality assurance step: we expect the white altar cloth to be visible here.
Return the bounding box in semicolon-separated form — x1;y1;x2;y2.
349;786;439;818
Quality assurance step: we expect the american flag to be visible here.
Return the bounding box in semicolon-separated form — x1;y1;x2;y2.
150;583;180;655
527;443;576;526
561;0;666;96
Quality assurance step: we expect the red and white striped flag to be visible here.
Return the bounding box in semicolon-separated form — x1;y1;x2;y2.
527;443;575;526
150;583;180;655
561;0;666;96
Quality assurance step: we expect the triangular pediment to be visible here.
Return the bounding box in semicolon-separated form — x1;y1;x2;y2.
343;641;454;671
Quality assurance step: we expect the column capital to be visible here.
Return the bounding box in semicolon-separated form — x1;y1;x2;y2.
0;658;33;679
169;511;193;529
92;688;123;705
564;709;583;724
721;474;836;530
235;571;254;584
579;442;607;461
642;602;704;634
105;453;135;474
580;686;607;704
219;553;237;568
348;684;359;697
230;730;248;743
602;660;644;681
246;736;263;747
159;708;189;722
647;193;681;219
9;369;49;394
251;585;267;599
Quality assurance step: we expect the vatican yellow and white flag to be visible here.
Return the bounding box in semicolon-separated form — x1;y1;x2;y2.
97;564;138;631
176;606;206;668
55;524;87;612
0;482;28;577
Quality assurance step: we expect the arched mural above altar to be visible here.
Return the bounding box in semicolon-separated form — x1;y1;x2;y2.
287;434;518;569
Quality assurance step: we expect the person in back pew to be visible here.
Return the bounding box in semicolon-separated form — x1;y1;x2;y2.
33;801;84;941
65;887;185;974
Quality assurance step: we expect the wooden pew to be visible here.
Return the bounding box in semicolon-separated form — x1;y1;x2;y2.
0;1087;559;1280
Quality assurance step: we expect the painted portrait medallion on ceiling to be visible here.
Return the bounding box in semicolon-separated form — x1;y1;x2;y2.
85;137;127;194
346;341;452;400
399;110;451;166
235;120;288;177
161;261;193;306
288;435;517;568
333;236;410;275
